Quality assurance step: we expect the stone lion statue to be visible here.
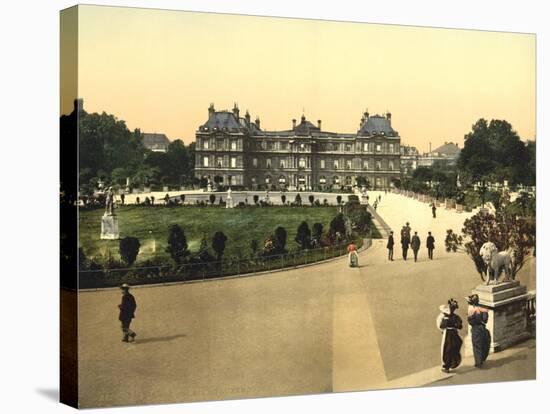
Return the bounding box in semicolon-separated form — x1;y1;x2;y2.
479;241;514;285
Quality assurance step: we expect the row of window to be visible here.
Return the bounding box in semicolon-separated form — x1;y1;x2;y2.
252;175;388;185
200;139;398;153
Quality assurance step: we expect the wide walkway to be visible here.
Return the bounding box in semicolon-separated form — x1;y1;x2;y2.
76;191;535;408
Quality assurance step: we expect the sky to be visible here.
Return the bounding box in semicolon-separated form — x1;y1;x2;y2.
65;5;536;152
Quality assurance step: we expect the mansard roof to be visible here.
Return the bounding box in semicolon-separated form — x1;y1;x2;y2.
202;111;242;131
358;114;396;136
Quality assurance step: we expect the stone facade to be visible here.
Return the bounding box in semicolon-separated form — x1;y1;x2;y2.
194;104;401;191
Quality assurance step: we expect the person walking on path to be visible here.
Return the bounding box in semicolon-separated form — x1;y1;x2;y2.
467;294;491;368
400;226;410;261
120;193;125;206
411;231;421;262
432;202;437;218
387;231;395;261
436;298;463;373
426;232;435;260
118;283;137;343
347;241;359;267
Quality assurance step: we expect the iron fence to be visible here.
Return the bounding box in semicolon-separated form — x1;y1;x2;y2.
80;237;371;289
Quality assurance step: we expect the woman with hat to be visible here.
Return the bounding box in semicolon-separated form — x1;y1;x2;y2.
467;294;491;368
436;298;463;373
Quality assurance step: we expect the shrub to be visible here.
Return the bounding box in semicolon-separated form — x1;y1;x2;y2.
212;231;228;261
312;223;323;246
209;194;216;205
166;224;189;264
281;194;286;205
295;221;311;249
336;195;342;205
308;195;315;205
273;226;288;253
295;193;302;206
253;194;259;205
330;213;346;237
119;236;141;266
180;194;186;204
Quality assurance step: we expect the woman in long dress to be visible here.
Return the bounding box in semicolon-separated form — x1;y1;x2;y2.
436;298;463;373
467;294;491;368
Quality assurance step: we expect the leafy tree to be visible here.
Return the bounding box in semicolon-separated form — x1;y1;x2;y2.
295;221;311;250
212;231;228;261
166;224;189;264
119;236;141;266
457;119;530;186
273;226;288;253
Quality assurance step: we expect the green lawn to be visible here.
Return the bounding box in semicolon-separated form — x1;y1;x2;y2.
79;206;345;265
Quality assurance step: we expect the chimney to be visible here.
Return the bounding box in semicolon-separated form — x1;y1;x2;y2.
245;110;251;125
429;142;432;153
208;103;215;118
386;111;391;125
364;109;369;119
232;102;239;119
317;120;322;130
292;119;297;129
255;116;260;129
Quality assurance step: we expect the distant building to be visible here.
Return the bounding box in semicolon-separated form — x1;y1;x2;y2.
400;145;420;175
194;103;401;190
417;142;461;168
142;133;170;152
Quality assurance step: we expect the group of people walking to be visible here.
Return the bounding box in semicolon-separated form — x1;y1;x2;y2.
386;222;435;262
437;294;491;373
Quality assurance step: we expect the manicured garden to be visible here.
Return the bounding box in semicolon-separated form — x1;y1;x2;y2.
79;205;380;265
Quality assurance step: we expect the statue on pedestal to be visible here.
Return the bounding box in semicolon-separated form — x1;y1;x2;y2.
105;187;115;216
226;187;233;208
479;241;514;285
101;186;119;240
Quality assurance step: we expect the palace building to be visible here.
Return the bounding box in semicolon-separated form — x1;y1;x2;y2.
194;103;401;191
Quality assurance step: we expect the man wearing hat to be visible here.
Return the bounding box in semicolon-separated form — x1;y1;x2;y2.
118;283;137;342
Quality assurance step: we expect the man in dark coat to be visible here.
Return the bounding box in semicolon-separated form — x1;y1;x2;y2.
387;231;395;261
432;203;437;218
400;226;410;261
426;232;435;260
411;231;421;262
118;283;137;342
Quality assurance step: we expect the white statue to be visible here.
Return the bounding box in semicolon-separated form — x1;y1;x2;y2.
479;241;514;285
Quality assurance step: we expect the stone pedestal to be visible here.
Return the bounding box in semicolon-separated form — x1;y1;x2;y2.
226;196;234;208
101;213;119;240
464;281;530;356
456;204;463;213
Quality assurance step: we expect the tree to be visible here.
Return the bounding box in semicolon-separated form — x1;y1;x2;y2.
281;194;286;205
295;221;311;249
295;193;302;206
253;194;259;205
336;195;342;205
308;195;315;205
273;226;287;253
330;213;346;239
312;223;323;246
209;194;216;205
166;224;189;264
212;231;228;261
119;236;141;266
457;119;530;186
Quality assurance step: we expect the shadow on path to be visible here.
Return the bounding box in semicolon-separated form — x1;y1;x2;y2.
135;333;187;345
36;388;58;402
